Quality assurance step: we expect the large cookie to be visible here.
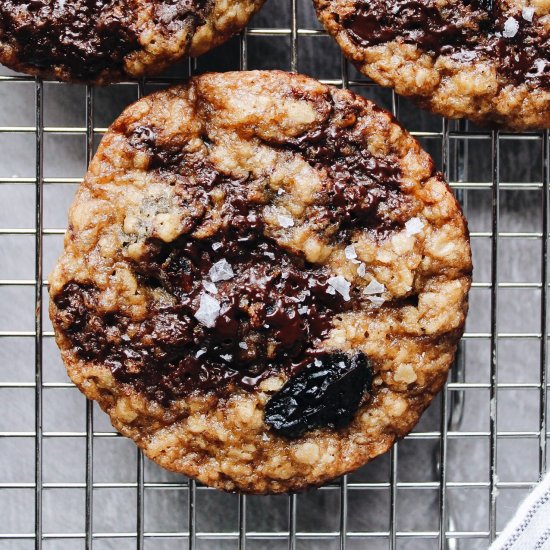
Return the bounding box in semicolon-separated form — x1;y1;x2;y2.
0;0;264;83
49;71;472;493
313;0;550;130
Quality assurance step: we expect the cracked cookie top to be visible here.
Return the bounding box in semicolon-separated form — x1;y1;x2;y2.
49;71;471;493
313;0;550;130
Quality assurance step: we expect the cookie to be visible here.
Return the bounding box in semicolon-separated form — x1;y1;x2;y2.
313;0;550;130
49;70;472;493
0;0;264;84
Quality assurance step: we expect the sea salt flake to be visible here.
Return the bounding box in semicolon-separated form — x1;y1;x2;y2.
278;188;285;195
327;275;351;301
195;349;207;358
522;6;535;21
239;342;248;350
277;214;294;228
364;278;386;296
503;17;519;38
194;293;220;328
220;354;232;362
203;280;218;294
212;242;223;251
298;306;309;315
264;251;276;260
209;259;234;282
529;59;546;76
262;433;269;441
314;359;323;367
345;244;358;261
357;263;366;277
405;217;424;236
368;295;385;307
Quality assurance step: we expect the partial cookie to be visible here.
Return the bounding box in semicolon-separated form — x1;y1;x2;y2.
0;0;264;84
313;0;550;130
49;70;472;493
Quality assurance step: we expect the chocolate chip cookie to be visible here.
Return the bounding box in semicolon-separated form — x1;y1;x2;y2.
313;0;549;130
0;0;264;83
49;71;472;493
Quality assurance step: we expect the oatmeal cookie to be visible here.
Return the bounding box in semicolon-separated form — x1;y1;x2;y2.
0;0;264;84
313;0;550;130
49;70;472;493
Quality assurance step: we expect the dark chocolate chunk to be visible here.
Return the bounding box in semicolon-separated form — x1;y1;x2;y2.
264;352;374;438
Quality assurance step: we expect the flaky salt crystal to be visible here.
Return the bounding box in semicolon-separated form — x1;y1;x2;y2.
345;244;361;264
264;251;275;260
239;342;248;350
368;295;385;307
327;275;351;301
345;244;357;260
364;278;385;295
203;280;218;294
530;59;546;76
194;293;220;328
212;242;223;251
522;6;534;21
195;349;207;358
277;214;294;228
298;306;309;315
405;217;424;236
503;17;519;38
314;358;322;367
357;263;366;277
209;259;234;282
278;188;285;195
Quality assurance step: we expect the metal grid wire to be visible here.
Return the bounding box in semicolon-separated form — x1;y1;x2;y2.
0;0;549;548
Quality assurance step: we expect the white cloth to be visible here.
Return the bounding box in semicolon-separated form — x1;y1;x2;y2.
490;473;550;550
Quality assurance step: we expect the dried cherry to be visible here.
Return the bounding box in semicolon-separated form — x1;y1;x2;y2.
264;351;373;438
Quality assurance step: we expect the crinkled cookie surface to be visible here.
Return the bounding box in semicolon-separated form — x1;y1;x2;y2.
313;0;550;130
49;71;472;493
0;0;264;83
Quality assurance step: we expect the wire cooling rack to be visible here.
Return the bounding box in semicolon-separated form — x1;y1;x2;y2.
0;0;549;548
